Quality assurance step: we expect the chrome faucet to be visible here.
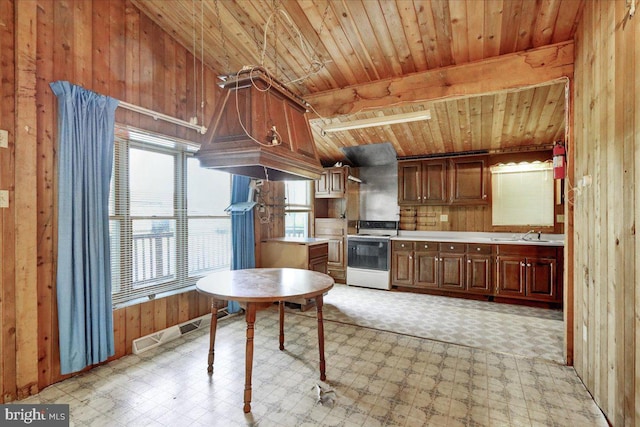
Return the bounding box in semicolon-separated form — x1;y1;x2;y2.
521;229;541;241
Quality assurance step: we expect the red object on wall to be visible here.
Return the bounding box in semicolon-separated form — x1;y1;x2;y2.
553;142;566;179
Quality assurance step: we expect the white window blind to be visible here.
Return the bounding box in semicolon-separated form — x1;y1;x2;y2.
284;180;312;238
491;161;554;226
109;126;231;308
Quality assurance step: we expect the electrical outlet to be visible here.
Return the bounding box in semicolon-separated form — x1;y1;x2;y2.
0;129;8;148
0;190;8;208
440;214;448;222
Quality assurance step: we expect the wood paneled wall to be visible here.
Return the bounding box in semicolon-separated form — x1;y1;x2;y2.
0;0;224;402
573;1;639;425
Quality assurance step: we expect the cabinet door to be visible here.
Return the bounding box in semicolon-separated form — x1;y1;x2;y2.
309;256;328;274
496;255;526;297
422;160;448;204
440;253;465;290
315;171;329;196
526;257;557;301
392;250;414;286
414;251;439;288
449;157;489;205
326;237;344;268
328;169;345;195
466;255;493;294
398;161;422;205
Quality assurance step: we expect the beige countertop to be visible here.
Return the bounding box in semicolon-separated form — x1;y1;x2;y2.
262;237;329;246
393;231;564;247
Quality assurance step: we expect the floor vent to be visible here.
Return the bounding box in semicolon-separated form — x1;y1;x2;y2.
132;313;213;354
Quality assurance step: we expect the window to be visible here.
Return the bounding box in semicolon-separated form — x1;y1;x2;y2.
490;161;554;226
109;127;231;307
284;180;312;237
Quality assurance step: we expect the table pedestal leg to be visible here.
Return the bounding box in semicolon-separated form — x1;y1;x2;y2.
207;298;218;374
279;301;285;351
316;294;327;381
243;302;256;413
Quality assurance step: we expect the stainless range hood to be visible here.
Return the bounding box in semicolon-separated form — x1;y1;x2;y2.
196;68;324;181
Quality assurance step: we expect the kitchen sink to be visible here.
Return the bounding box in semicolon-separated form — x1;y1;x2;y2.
490;237;551;243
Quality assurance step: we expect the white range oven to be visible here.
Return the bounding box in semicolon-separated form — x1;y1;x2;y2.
346;220;398;290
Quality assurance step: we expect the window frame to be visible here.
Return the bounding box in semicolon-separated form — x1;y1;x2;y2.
490;161;555;228
283;180;313;238
110;129;231;307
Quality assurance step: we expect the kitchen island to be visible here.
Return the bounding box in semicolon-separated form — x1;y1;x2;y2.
260;237;329;310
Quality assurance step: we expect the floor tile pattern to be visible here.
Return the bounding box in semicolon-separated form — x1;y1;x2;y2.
17;299;606;426
296;285;565;364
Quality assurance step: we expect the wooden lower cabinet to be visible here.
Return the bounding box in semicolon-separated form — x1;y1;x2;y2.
466;254;493;294
439;243;466;290
315;218;347;283
392;241;414;286
415;249;438;288
392;240;562;305
496;245;560;302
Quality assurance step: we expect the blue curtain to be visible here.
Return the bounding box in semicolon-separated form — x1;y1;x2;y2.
51;81;118;374
229;175;256;313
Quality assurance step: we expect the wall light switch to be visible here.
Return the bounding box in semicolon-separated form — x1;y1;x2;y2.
440;214;448;222
557;214;565;223
0;129;8;148
0;190;8;208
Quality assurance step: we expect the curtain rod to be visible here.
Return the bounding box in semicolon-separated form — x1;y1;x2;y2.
118;101;207;134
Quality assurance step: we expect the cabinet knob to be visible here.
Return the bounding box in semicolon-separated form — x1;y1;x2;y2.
467;260;471;263
450;246;454;249
409;256;413;260
476;247;481;251
520;262;525;267
527;263;531;267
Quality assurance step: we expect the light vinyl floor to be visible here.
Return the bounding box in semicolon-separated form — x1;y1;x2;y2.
19;285;606;426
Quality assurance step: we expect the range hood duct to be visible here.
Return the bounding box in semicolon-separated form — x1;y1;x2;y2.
341;142;398;167
196;68;324;181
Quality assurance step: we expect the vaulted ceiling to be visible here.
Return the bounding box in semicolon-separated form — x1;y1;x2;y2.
131;0;583;165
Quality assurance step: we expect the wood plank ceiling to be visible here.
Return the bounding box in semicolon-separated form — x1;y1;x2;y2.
131;0;583;165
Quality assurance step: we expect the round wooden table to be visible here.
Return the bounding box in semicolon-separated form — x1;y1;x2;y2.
196;268;334;413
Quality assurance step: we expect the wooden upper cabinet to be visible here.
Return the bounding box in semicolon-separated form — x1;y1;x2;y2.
315;167;346;198
422;160;448;204
398;161;421;204
398;160;447;205
449;157;489;205
398;155;489;206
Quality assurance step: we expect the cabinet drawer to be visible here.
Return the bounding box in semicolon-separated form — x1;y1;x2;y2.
496;245;557;258
415;241;437;251
439;242;466;253
392;241;414;251
309;243;328;259
315;219;347;236
466;243;493;255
